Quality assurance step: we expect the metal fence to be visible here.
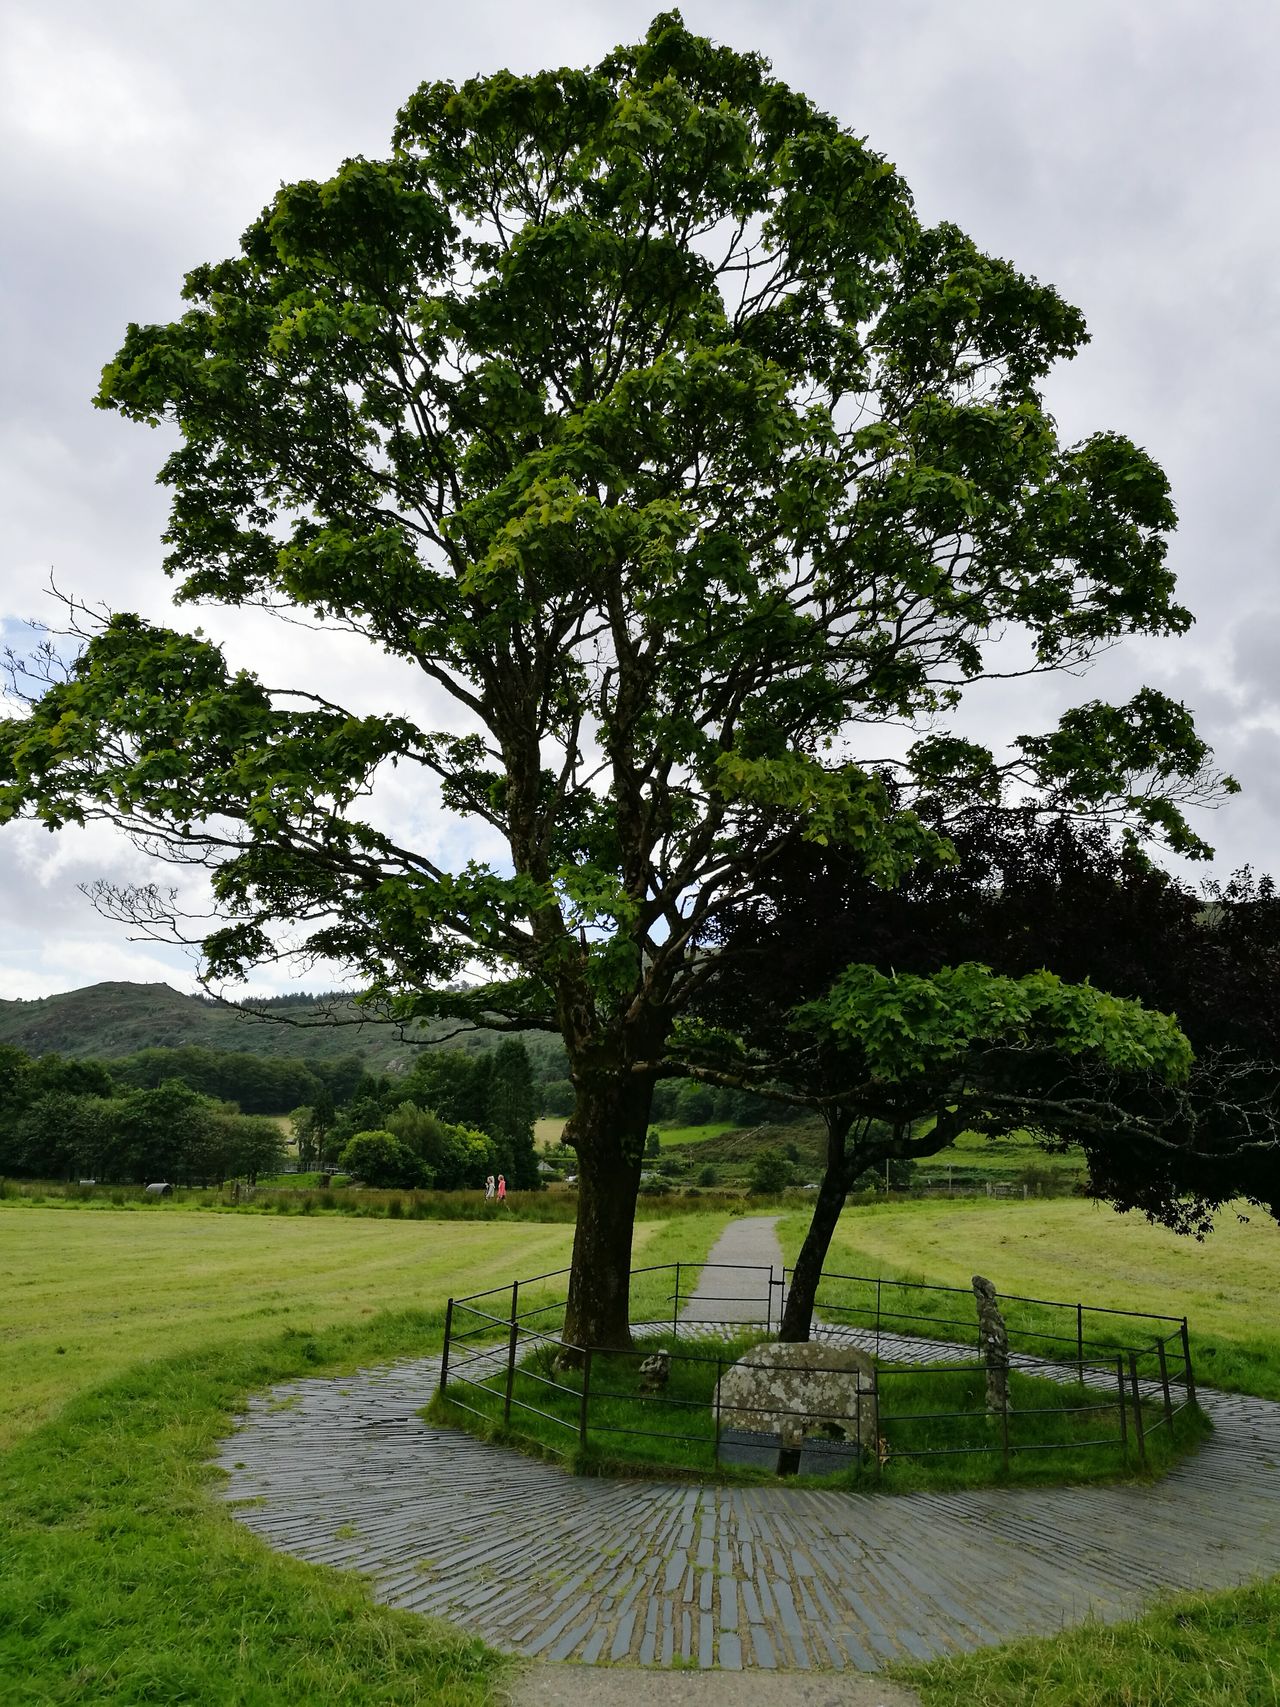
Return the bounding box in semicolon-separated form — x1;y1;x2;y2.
438;1261;1197;1476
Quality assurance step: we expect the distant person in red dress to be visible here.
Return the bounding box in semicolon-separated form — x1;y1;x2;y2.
496;1174;507;1205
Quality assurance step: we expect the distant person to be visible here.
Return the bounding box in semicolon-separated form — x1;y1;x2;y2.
496;1173;507;1205
484;1174;495;1200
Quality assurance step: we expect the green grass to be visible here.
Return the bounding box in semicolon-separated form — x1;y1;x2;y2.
0;1176;722;1226
437;1326;1203;1492
0;1206;721;1453
781;1196;1280;1400
0;1206;728;1704
255;1170;348;1188
653;1120;740;1148
0;1314;505;1705
902;1577;1280;1706
917;1126;1086;1183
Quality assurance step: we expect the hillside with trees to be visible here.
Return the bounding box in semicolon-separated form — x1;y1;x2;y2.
0;1026;541;1190
0;1045;286;1184
0;981;568;1103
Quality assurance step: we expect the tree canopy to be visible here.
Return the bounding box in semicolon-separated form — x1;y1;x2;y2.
0;13;1229;1345
0;1046;286;1184
696;814;1280;1336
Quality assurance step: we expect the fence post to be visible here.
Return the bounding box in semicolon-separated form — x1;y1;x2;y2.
439;1297;454;1396
503;1280;520;1424
1076;1302;1084;1386
768;1264;776;1334
1115;1355;1128;1454
875;1277;882;1359
1156;1336;1174;1426
714;1354;722;1468
673;1262;681;1338
579;1348;592;1449
1128;1351;1147;1468
1000;1387;1010;1472
1180;1318;1197;1406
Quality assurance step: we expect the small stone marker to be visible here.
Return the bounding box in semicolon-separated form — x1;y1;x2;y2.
637;1350;670;1393
972;1274;1010;1414
716;1340;878;1460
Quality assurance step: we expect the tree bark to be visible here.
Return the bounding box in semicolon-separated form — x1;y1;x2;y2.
560;1067;654;1351
779;1107;967;1341
780;1112;867;1343
779;1159;851;1342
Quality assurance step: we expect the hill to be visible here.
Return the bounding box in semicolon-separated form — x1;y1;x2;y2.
0;981;566;1081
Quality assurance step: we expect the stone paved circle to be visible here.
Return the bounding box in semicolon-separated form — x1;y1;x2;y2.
217;1217;1280;1672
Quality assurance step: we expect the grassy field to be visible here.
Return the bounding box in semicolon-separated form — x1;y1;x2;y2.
905;1578;1280;1707
917;1127;1085;1182
256;1168;345;1187
532;1116;566;1149
535;1116;741;1152
0;1207;728;1453
4;1197;1278;1704
780;1196;1280;1401
1;1210;568;1451
654;1120;741;1148
0;1205;727;1704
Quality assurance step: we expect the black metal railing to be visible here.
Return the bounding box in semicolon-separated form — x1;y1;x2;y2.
437;1261;1198;1478
808;1266;1188;1366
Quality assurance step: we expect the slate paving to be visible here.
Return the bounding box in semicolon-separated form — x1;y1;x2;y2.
217;1218;1280;1673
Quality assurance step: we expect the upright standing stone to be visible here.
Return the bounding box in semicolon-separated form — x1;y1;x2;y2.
972;1275;1009;1415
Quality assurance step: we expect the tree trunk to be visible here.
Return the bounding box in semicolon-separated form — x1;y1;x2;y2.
779;1112;861;1343
779;1162;850;1342
780;1108;961;1341
560;1069;653;1352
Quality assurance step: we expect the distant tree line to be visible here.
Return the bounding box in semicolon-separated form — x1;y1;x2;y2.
105;1032;572;1123
109;1045;365;1114
315;1040;541;1191
0;1036;541;1191
0;1047;286;1184
95;1031;788;1135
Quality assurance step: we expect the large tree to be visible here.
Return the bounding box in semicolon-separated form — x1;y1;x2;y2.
695;814;1280;1340
0;14;1225;1347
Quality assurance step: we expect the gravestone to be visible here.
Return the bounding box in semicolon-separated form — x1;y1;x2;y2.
716;1339;878;1465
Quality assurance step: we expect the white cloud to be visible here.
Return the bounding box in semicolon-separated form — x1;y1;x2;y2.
0;15;195;188
3;0;1279;996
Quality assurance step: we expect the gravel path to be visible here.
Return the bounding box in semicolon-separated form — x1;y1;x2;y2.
504;1661;921;1705
677;1213;786;1327
217;1216;1280;1684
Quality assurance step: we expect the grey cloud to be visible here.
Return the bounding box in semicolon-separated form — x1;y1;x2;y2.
3;0;1279;993
1228;613;1280;709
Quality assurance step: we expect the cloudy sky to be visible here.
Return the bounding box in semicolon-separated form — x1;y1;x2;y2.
2;0;1277;1001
